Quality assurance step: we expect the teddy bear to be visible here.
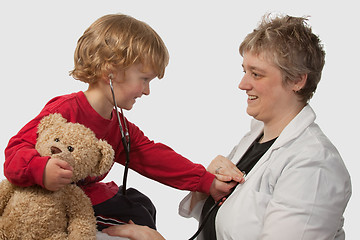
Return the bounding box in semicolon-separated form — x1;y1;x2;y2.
0;113;115;240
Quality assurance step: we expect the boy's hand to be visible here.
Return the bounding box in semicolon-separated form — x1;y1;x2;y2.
209;178;238;202
43;158;73;191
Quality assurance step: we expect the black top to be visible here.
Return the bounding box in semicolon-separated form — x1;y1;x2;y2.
199;135;277;240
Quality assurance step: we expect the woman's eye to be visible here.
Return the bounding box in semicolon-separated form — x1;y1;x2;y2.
252;72;261;78
54;138;60;142
67;146;74;152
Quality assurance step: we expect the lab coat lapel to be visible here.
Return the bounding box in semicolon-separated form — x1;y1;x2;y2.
231;105;316;180
271;104;316;149
230;119;264;177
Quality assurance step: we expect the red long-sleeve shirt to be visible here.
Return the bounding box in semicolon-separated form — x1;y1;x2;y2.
4;91;214;205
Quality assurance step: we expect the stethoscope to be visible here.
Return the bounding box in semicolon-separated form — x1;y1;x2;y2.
109;76;235;239
109;78;130;196
188;174;246;239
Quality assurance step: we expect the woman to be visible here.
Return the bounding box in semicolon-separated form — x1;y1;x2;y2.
100;14;351;240
179;14;351;240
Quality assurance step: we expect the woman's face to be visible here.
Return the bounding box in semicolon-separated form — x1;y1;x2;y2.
239;51;300;125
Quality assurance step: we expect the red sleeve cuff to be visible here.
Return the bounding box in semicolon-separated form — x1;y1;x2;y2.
28;156;50;188
197;171;215;194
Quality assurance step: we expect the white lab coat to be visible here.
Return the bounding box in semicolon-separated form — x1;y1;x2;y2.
179;105;351;240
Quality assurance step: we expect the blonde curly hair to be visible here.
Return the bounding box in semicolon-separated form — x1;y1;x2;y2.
70;14;169;83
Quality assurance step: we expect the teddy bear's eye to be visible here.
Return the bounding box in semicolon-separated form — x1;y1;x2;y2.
54;138;60;142
67;146;74;152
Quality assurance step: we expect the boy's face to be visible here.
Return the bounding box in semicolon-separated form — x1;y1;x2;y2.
112;63;157;110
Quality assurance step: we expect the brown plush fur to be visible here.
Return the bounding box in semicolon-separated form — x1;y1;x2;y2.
0;113;114;240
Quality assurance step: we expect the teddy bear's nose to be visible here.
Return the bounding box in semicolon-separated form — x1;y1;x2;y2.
51;146;62;154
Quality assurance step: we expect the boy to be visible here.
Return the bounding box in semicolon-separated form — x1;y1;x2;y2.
4;14;238;231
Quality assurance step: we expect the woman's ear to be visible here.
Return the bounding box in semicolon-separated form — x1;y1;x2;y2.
293;74;307;92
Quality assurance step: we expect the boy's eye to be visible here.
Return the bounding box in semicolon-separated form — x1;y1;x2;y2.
67;146;74;152
54;138;60;142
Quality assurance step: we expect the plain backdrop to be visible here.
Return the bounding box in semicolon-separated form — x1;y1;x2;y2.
1;0;358;239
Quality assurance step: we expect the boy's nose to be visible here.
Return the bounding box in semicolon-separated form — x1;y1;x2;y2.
143;84;150;95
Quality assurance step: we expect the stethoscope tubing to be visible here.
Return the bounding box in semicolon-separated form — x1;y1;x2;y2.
109;79;130;195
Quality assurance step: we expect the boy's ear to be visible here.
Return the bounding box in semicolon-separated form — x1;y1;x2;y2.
101;64;115;84
98;71;112;85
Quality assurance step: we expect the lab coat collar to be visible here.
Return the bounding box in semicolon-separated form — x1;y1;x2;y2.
272;104;316;149
231;104;316;179
248;104;316;149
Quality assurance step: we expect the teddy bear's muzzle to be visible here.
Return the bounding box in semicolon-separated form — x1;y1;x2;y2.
51;146;62;154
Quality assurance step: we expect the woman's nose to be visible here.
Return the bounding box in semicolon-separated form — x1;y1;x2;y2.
238;75;248;90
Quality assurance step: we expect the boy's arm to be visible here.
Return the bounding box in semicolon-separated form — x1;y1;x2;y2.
129;143;215;194
5;94;79;189
120;119;215;194
4;117;49;187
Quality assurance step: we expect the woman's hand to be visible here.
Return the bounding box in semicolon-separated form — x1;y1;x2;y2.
208;155;245;201
208;155;245;182
102;221;165;240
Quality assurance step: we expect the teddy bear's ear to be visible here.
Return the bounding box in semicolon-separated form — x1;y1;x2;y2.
94;140;115;176
37;113;67;134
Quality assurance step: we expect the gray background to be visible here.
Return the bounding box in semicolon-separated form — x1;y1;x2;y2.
1;0;358;239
